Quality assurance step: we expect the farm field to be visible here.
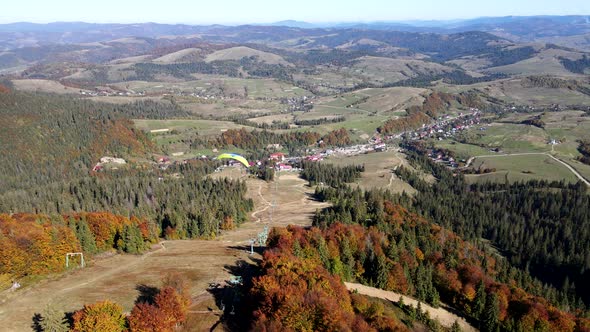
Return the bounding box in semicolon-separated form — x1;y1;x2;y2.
290;86;428;137
0;172;328;332
204;46;291;65
467;123;550;153
12;79;90;94
133;119;245;135
435;140;494;159
128;84;434;148
111;77;310;100
486;48;586;77
133;118;246;154
497;80;590;105
466;154;579;184
324;150;415;193
434;109;590;184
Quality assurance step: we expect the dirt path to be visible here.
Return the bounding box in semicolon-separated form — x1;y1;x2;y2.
345;282;477;332
545;154;590;186
251;182;272;222
0;173;326;332
466;152;590;186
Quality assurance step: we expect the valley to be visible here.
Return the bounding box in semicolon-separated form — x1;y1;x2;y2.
1;13;590;332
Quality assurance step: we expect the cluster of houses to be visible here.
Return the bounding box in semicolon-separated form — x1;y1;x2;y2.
269;152;295;171
405;111;482;142
426;148;460;168
92;137;388;174
216;142;389;174
280;96;314;112
92;156;127;172
80;87;145;97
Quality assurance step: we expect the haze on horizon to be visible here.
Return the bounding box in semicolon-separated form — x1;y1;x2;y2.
1;0;590;25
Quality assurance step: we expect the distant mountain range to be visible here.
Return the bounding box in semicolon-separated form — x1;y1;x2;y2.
269;16;590;41
1;15;590;74
1;15;590;51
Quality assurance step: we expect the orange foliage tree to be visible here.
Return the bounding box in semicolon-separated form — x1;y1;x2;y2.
0;212;157;281
264;201;588;331
128;277;191;332
71;300;126;332
251;250;360;331
0;214;79;277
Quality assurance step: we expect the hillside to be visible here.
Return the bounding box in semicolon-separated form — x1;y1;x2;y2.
0;91;189;192
349;56;457;83
205;46;291;65
152;47;204;63
485;45;588;76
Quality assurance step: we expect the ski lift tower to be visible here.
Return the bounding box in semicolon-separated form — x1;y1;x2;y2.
249;238;256;255
65;252;85;268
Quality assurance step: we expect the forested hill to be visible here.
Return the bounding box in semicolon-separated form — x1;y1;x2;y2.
394;146;590;309
251;195;590;331
0;91;188;192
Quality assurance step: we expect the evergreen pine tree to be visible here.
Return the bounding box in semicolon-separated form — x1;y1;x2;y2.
68;216;77;233
428;283;440;308
40;306;69;332
292;239;302;258
76;218;98;254
317;237;330;269
375;254;389;289
473;280;486;319
416;302;423;320
451;320;462;332
122;224;145;254
340;237;354;281
482;293;500;332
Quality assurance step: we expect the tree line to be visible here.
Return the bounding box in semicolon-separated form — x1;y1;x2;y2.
578;140;590;165
294;116;346;126
0;162;253;241
190;127;353;155
131;57;294;82
560;55;590;74
0;212;158;281
250;224;425;331
252;199;589;331
300;161;364;187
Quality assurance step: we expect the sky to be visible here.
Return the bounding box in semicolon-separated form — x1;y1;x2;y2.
0;0;589;24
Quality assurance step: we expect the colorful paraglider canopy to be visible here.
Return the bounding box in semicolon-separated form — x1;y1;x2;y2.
217;153;249;168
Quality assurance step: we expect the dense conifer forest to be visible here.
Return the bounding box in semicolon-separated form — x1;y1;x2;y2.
0;165;253;239
396;144;590;306
560;55;590;74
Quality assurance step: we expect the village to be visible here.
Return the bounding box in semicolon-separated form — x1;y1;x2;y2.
93;102;562;178
93;108;485;176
